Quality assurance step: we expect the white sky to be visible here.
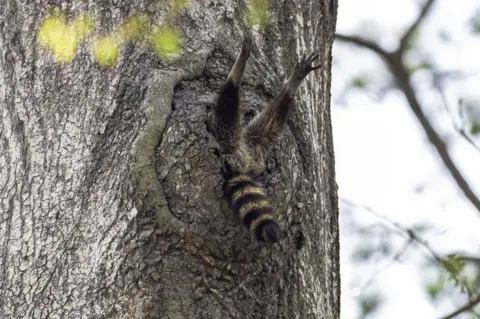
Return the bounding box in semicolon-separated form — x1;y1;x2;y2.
333;0;480;318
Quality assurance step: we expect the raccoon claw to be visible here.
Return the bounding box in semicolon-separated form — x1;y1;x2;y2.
296;50;322;76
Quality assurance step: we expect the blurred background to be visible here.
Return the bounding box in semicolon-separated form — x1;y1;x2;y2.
333;0;480;318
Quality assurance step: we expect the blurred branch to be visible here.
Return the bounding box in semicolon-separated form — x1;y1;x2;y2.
335;34;390;59
440;294;480;319
335;34;480;215
398;0;437;53
394;67;480;215
340;198;444;264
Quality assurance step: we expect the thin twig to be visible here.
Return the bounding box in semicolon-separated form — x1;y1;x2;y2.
335;34;390;59
458;130;480;153
340;198;444;264
457;255;480;266
398;0;437;53
432;72;480;154
440;294;480;319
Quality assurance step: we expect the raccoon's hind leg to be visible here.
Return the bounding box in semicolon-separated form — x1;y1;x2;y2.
244;51;322;156
209;37;252;154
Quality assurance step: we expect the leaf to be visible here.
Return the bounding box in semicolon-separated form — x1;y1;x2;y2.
469;10;480;35
38;15;79;64
38;15;66;49
70;14;95;40
38;10;95;64
94;36;120;67
407;61;432;75
358;294;382;317
149;26;183;61
442;254;466;277
117;13;150;42
471;122;480;135
404;28;420;51
171;0;191;12
438;30;451;42
426;277;445;300
475;24;480;34
247;0;270;26
351;76;367;89
352;246;375;262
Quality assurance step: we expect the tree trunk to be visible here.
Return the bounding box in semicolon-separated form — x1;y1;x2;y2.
0;1;339;318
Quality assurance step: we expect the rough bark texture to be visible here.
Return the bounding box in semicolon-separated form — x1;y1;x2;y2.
0;0;339;318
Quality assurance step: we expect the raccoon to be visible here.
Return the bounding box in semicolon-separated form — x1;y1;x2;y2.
209;37;321;243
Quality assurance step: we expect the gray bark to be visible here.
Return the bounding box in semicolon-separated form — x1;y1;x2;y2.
0;0;339;318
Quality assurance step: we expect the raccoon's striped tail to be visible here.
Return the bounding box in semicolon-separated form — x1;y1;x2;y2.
224;174;281;243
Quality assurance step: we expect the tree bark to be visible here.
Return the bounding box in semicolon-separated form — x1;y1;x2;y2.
0;1;339;318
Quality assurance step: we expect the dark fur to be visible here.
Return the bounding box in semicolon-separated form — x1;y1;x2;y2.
211;38;321;243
